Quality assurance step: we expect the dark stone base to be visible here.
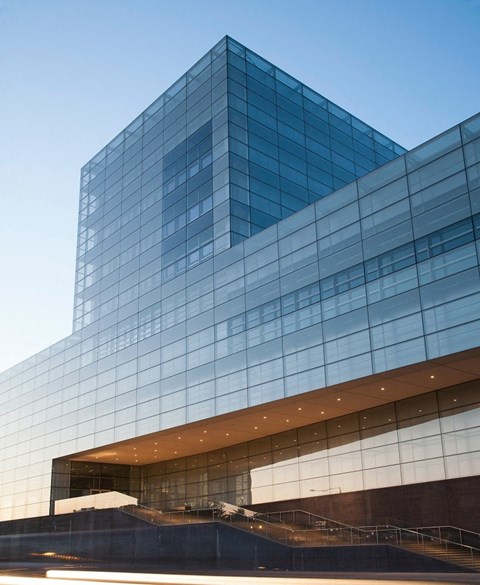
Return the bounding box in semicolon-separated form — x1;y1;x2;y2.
0;509;474;573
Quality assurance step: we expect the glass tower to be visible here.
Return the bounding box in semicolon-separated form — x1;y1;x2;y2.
73;36;403;332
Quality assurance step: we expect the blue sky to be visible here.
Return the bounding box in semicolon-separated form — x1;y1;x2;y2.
0;0;479;372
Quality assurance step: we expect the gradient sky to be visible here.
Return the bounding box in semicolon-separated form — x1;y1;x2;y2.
0;0;479;373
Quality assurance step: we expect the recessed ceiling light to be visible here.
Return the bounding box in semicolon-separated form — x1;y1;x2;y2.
226;432;229;436
320;411;324;415
381;387;385;391
254;426;258;429
203;430;207;433
430;375;435;379
263;416;267;419
200;439;203;442
286;419;290;422
337;398;341;402
298;407;302;411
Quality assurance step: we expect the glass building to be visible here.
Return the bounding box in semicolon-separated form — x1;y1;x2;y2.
1;36;479;532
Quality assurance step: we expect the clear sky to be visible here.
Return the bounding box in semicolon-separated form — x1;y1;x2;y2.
0;0;479;373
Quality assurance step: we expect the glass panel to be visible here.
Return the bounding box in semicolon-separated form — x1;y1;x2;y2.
461;112;480;143
406;126;461;171
408;148;464;194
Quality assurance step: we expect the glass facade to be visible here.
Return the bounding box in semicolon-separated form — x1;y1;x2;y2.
0;37;479;522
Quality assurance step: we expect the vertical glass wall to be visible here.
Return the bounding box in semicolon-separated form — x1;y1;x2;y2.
51;460;135;507
136;380;480;510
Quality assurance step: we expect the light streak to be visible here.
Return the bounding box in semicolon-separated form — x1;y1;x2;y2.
0;572;463;585
46;571;452;585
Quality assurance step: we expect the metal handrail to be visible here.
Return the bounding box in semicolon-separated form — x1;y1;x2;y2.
411;525;480;548
249;507;480;550
118;502;298;544
255;508;360;530
118;503;217;525
420;525;480;537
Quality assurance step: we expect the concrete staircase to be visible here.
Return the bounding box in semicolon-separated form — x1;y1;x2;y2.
117;501;480;572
